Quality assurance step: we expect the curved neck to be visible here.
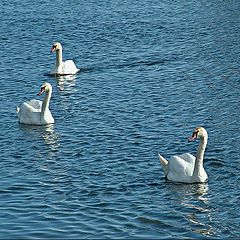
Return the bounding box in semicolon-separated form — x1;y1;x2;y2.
193;136;207;176
41;89;52;114
55;48;62;66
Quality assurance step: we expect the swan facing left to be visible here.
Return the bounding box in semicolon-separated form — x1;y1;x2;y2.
50;42;80;75
16;82;55;125
159;127;208;183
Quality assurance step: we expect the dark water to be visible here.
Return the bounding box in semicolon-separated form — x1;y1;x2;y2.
0;0;240;239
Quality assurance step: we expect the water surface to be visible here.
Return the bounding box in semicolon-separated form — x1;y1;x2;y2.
0;0;239;239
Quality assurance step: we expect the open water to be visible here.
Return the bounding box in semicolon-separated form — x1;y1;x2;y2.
0;0;240;239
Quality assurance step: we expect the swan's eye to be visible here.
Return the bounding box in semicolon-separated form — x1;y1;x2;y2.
192;130;199;138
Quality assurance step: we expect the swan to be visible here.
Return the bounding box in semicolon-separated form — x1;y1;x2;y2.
50;42;80;75
16;82;55;125
159;127;208;183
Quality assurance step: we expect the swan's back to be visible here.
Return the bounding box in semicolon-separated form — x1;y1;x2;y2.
18;99;42;114
178;153;195;164
26;99;42;110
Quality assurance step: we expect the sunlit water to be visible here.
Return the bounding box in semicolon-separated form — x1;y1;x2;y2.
0;0;239;239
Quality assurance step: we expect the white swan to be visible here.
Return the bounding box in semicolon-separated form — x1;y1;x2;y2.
16;82;55;125
159;127;208;183
50;42;80;75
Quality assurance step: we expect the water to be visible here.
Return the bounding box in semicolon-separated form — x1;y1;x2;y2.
0;0;240;239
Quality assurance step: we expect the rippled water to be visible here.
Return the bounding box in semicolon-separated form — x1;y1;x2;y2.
0;0;240;239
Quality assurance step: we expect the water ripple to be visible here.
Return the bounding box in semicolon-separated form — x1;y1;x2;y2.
0;0;239;239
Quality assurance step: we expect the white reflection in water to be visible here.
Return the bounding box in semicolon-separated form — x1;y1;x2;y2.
41;124;59;151
55;74;77;91
19;124;60;154
166;182;215;237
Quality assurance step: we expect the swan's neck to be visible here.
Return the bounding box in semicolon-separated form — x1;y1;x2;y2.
55;48;63;66
41;89;52;114
193;136;207;176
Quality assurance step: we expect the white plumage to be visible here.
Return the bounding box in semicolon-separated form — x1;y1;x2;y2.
159;127;208;183
16;82;54;125
50;42;80;75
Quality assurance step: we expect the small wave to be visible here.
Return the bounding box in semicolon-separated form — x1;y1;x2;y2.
52;57;175;75
138;216;173;228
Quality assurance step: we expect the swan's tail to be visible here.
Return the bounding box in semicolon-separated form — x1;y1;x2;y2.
158;153;168;176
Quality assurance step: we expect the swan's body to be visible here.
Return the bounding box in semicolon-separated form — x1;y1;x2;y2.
50;42;80;75
159;127;208;183
17;83;54;125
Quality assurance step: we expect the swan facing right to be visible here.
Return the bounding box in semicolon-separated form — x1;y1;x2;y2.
159;127;208;183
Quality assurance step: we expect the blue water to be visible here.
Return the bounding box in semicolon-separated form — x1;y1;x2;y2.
0;0;240;239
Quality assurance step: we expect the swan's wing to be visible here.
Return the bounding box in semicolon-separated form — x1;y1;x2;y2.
63;60;79;74
169;155;189;173
50;60;79;75
18;101;42;125
64;60;77;68
167;155;195;182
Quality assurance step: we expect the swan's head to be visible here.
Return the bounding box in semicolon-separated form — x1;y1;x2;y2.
50;42;62;53
188;127;208;142
38;82;52;96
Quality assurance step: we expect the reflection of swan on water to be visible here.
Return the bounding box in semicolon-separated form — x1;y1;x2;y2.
184;184;214;236
165;182;209;202
56;74;77;91
159;127;208;183
166;182;215;237
19;124;59;153
42;124;59;149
